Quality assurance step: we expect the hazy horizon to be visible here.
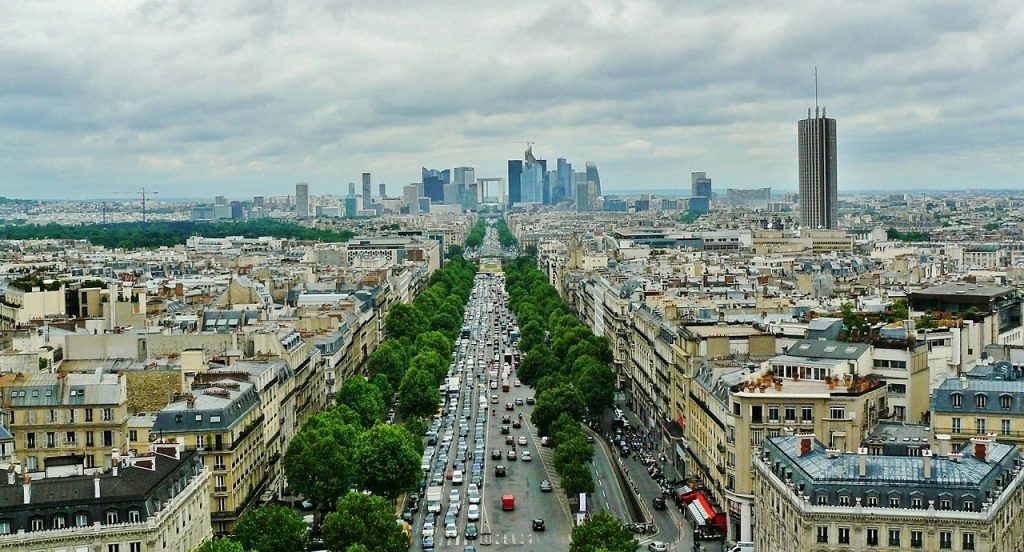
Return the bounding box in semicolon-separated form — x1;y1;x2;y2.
1;2;1022;199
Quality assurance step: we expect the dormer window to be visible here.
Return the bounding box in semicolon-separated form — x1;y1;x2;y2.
1000;394;1012;410
976;394;987;409
951;393;962;408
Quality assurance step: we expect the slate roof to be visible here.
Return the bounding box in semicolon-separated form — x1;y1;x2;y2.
785;339;869;361
152;379;259;434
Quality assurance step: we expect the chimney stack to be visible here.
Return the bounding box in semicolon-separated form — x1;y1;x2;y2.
94;470;102;498
971;435;993;463
922;448;933;479
857;447;868;477
798;434;815;457
935;434;952;457
22;473;30;504
6;465;14;485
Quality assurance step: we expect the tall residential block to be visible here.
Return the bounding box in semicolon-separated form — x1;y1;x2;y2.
294;183;309;218
691;172;712;199
361;173;372;209
798;107;838;229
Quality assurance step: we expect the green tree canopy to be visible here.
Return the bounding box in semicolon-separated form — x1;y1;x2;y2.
385;303;429;342
575;358;616;417
409;350;447;386
531;383;586;435
366;340;410;387
322;493;409;552
233;504;309;552
354;424;421;499
284;408;361;510
559;460;596;497
519;320;546;353
335;377;386;429
397;366;441;420
414;331;452;363
194;538;246;552
518;345;558;386
570;510;637;552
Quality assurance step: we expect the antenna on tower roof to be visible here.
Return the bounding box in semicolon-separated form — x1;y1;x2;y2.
814;66;819;118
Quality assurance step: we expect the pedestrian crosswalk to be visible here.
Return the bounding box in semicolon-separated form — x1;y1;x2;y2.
437;533;548;547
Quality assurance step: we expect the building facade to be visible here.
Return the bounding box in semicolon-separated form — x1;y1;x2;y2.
798;108;838;229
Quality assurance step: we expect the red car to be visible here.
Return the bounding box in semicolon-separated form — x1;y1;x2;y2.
446;471;454;480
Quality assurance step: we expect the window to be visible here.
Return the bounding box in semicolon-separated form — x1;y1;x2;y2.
1002;419;1011;435
889;496;900;508
214;455;225;470
217;497;226;512
66;431;76;444
816;494;828;505
211;415;221;423
31;517;44;531
75;512;89;527
751;430;763;447
963;532;975;550
951;417;961;434
838;527;850;544
951;393;962;408
976;418;986;433
867;528;879;546
128;510;141;523
889;528;901;546
911;530;923;548
838;494;850;506
801;405;813;422
106;510;119;524
751;405;763;423
964;499;975;511
1001;394;1012;409
129;430;138;442
103;408;113;421
108;545;120;552
911;496;923;509
865;495;878;507
69;409;76;423
975;394;987;408
0;520;9;535
25;433;35;449
103;431;113;447
130;544;142;552
46;432;56;448
829;405;846;419
767;406;779;423
939;531;952;549
53;514;66;529
85;409;94;422
940;498;952;510
784;406;796;422
816;526;828;544
48;409;57;422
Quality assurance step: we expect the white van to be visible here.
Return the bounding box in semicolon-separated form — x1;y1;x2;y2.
727;543;754;552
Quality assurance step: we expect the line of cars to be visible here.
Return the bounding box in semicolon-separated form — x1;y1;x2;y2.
415;273;507;551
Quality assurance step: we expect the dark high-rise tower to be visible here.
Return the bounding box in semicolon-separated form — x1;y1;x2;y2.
507;159;523;206
798;105;837;229
361;173;372;209
585;162;601;197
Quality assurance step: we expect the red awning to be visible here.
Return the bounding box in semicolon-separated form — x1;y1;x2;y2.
682;491;726;530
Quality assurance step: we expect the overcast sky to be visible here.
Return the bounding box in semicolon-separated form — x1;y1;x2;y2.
1;1;1022;199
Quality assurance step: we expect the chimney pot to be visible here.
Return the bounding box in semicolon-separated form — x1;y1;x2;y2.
923;449;933;479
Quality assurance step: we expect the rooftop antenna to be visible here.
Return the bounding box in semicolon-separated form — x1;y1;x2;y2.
814;66;819;118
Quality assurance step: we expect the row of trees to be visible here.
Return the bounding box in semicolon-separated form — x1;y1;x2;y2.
502;256;616;500
0;219;357;249
212;253;478;552
196;493;411;552
464;218;486;248
494;217;517;249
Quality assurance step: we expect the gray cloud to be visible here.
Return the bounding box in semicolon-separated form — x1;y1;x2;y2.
0;0;1021;198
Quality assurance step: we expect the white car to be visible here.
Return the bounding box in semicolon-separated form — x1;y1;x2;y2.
467;503;480;521
445;523;458;538
521;450;532;462
468;484;481;504
518;435;528;446
452;470;463;485
422;521;435;538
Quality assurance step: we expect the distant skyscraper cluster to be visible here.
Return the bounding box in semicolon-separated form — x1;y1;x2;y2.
508;146;599;211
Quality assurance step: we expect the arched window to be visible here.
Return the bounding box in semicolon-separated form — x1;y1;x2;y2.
976;393;988;409
951;393;962;408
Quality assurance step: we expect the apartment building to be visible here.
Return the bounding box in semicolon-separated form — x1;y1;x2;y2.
754;433;1024;552
0;442;211;552
151;380;264;535
0;371;129;473
0;280;66;329
688;363;886;542
931;361;1024;449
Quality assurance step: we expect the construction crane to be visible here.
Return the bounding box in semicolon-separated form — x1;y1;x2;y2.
512;140;535;151
112;187;159;224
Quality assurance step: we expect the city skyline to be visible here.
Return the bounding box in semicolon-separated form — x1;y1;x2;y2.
1;3;1021;199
